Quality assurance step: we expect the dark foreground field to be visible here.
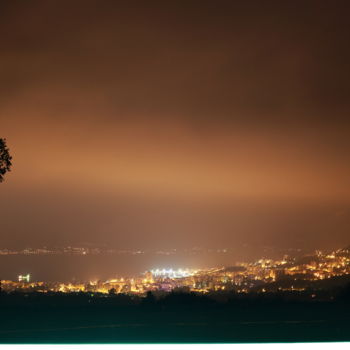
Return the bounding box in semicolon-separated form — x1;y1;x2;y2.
0;290;350;343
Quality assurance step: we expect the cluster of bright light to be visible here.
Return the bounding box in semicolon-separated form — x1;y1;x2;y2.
150;268;197;278
18;274;30;282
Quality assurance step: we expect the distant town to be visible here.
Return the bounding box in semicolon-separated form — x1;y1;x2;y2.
1;246;349;297
0;246;228;256
0;244;306;256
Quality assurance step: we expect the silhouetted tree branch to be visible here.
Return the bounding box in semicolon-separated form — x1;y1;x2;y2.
0;138;12;182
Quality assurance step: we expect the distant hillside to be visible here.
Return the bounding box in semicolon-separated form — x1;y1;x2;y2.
253;274;350;293
336;245;350;257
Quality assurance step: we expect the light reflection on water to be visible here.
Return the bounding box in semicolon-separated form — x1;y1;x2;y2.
0;253;237;282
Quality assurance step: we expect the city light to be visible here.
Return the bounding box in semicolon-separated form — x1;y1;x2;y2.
150;268;197;278
18;274;30;282
1;246;349;296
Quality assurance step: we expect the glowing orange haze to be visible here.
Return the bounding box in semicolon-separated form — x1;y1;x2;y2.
1;0;350;252
3;115;350;202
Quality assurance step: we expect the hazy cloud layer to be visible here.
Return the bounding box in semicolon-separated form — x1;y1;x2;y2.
1;1;350;251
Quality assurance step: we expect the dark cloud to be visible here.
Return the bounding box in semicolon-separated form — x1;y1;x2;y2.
1;0;350;122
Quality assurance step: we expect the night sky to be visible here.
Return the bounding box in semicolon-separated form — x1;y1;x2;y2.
1;1;350;253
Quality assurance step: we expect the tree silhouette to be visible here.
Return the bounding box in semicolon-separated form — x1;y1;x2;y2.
108;288;116;295
0;138;12;182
